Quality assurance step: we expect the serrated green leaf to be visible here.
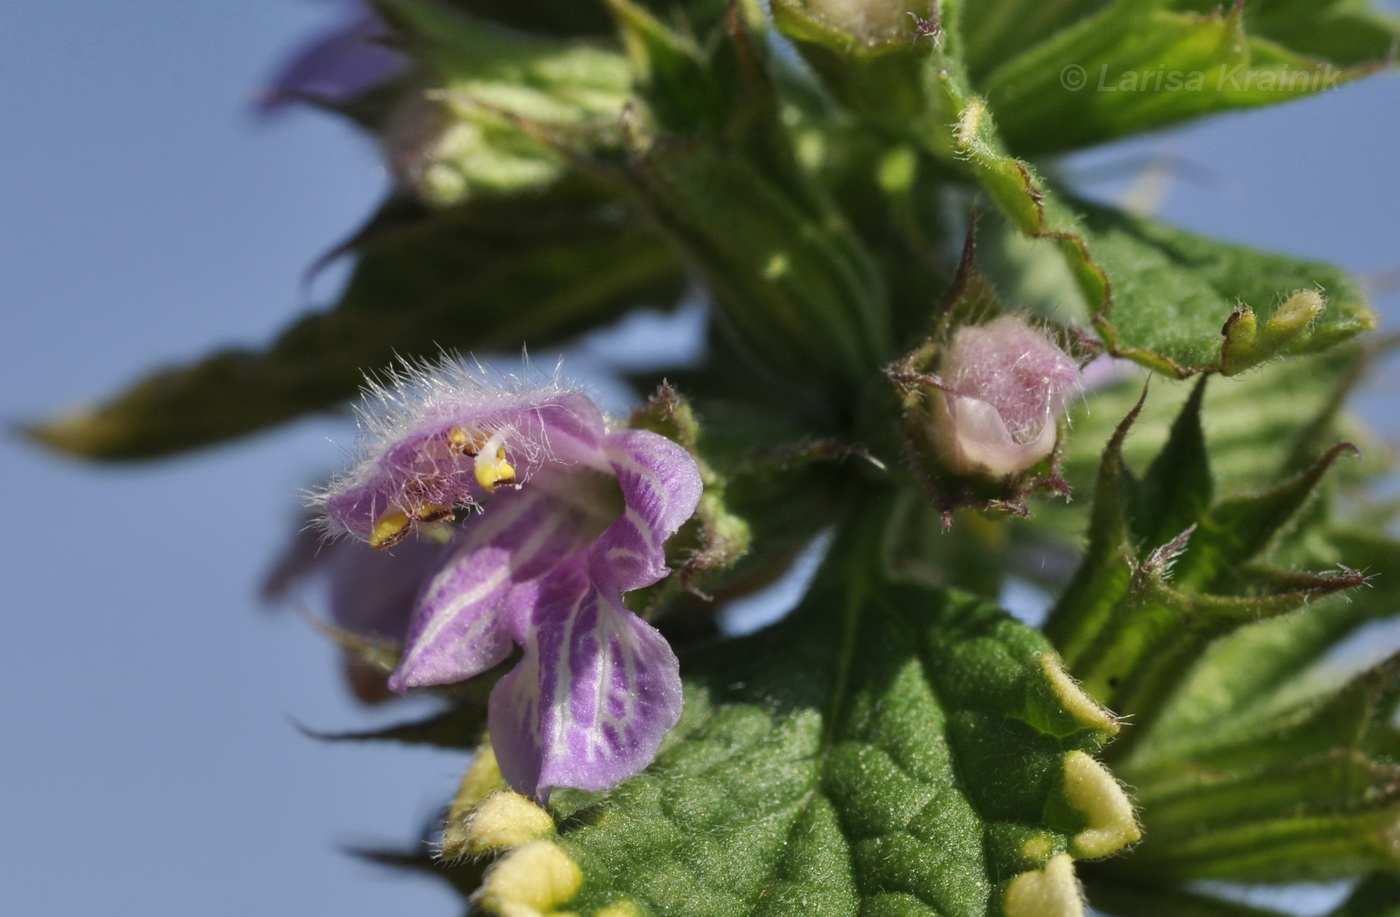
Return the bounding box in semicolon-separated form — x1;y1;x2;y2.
1126;653;1400;785
1075;201;1377;377
1073;557;1364;745
799;0;1374;383
790;3;1283;391
911;29;1375;379
1116;748;1400;880
928;91;1110;312
1028;323;1379;575
473;503;1134;916
300;705;486;750
1081;505;1400;885
1046;380;1365;744
1084;880;1293;917
1172;441;1358;590
27;190;684;460
1073;453;1362;734
1135;525;1400;757
1129;377;1213;557
1058;346;1377;503
1170;0;1400;68
983;0;1394;157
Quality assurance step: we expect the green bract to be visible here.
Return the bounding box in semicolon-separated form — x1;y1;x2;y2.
30;0;1400;913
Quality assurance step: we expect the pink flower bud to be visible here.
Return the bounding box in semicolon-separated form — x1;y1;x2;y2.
932;316;1081;478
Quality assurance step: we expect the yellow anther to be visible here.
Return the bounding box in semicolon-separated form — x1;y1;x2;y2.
412;502;454;523
476;457;517;492
369;509;412;550
474;433;517;493
447;425;488;455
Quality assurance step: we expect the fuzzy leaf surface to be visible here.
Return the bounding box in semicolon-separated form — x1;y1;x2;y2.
1058;346;1375;503
1051;392;1400;884
1076;201;1376;377
497;521;1134;917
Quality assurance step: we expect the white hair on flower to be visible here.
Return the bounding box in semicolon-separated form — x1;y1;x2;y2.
311;355;610;548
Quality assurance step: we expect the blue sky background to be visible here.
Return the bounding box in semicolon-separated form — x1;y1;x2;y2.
1;3;1397;915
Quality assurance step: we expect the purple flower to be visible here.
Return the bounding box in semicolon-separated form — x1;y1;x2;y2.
258;1;407;114
932;315;1082;478
315;362;703;799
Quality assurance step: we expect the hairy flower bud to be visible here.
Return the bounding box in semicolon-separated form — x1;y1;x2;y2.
1219;289;1328;376
930;315;1081;479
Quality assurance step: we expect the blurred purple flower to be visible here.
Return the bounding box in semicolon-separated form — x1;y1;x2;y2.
315;360;703;799
265;529;443;639
258;1;407;114
264;528;446;703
